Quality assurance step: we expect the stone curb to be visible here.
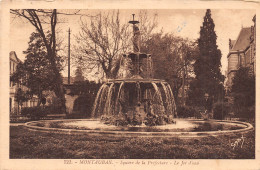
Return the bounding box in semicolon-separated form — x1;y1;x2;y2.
24;119;254;138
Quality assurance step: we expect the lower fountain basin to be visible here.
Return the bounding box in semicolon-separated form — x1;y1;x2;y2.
24;119;253;138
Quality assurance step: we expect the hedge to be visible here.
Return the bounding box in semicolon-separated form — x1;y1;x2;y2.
176;105;200;118
212;102;229;120
21;105;63;120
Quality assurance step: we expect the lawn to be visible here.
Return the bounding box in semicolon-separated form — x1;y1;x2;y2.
10;126;255;159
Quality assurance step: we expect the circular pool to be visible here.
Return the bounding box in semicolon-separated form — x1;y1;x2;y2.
24;119;253;138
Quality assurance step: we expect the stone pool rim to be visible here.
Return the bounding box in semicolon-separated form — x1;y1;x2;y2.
23;119;254;138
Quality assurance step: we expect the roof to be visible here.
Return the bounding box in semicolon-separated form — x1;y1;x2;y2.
231;27;251;51
230;40;236;48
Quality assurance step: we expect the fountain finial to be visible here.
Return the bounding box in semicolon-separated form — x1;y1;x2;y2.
129;14;139;25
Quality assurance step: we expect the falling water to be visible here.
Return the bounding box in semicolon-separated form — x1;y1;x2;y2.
114;82;125;114
104;83;115;115
166;83;177;116
90;14;177;125
151;82;165;115
91;83;107;118
161;82;172;115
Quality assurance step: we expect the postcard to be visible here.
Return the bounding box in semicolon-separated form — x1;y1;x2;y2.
0;0;259;170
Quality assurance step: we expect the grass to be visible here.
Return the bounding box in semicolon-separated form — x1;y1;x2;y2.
10;126;255;159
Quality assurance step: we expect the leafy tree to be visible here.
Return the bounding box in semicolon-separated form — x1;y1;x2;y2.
188;9;224;106
74;67;85;82
231;67;255;119
141;32;198;104
11;32;60;106
14;88;30;113
10;9;66;113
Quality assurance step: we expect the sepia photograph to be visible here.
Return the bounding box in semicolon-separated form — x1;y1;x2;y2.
1;0;259;169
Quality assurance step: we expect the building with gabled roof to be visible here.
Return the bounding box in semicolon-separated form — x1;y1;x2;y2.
10;51;38;114
226;15;256;91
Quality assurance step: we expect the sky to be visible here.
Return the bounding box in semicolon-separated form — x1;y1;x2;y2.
10;9;256;80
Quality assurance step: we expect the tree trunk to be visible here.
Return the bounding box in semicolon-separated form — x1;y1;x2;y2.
49;9;66;114
37;87;42;106
47;46;67;114
58;81;66;114
52;63;66;114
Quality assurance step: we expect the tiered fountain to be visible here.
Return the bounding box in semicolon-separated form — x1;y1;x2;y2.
91;14;177;126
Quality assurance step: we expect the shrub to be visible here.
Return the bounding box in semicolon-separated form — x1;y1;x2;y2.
177;105;200;118
21;107;47;120
101;115;130;126
233;105;255;121
144;114;175;126
248;106;255;120
65;113;89;119
44;105;64;115
231;67;255;120
10;115;30;123
21;105;62;120
213;102;229;120
100;113;176;126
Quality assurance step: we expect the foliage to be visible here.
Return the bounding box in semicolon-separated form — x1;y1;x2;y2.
231;67;255;120
10;115;30;123
11;32;60;105
44;105;64;114
212;102;229;120
177;105;200;118
188;9;224;106
141;32;198;104
21;105;63;120
100;113;175;126
231;67;255;107
21;107;47;120
145;114;175;126
10;9;67;114
14;88;30;110
65;113;89;119
101;115;130;126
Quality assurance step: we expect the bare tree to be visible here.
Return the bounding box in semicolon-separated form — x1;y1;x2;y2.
74;10;158;80
10;9;67;113
138;10;158;51
74;10;132;79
